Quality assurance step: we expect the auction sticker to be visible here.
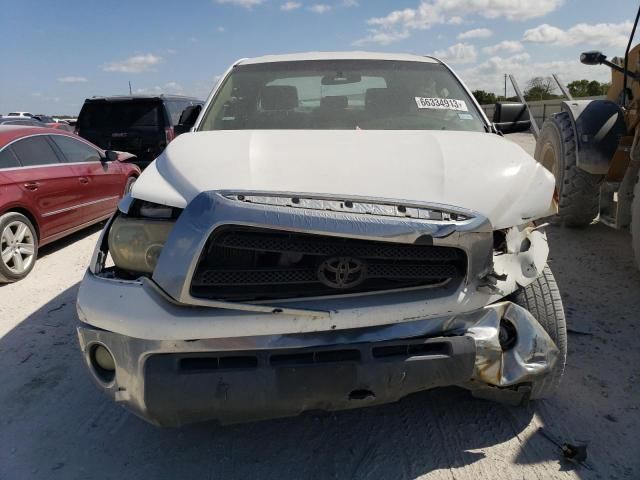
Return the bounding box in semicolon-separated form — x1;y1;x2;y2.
414;97;468;111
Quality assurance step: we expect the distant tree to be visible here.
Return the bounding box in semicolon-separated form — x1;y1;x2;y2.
472;89;497;105
524;76;556;101
567;79;610;97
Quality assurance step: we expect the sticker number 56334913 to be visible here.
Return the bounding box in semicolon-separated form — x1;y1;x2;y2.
414;97;468;111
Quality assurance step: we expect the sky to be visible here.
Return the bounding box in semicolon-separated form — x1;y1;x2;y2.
0;0;636;115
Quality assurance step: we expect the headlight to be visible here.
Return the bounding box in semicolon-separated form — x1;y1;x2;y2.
108;216;175;274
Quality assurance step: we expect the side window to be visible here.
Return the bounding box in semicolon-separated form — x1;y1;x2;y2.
165;101;189;125
10;136;61;167
0;147;20;169
50;135;101;163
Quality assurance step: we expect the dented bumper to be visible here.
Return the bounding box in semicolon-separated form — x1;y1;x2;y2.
77;300;557;426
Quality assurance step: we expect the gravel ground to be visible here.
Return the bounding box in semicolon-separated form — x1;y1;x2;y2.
1;133;639;479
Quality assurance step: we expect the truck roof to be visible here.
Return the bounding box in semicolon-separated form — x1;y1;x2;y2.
85;94;202;102
238;51;441;65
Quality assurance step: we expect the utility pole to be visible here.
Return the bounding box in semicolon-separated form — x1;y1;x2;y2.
128;81;132;95
504;74;507;99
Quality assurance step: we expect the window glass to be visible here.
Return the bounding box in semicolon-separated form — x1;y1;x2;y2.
51;135;101;163
0;147;20;168
199;60;486;132
10;136;61;167
165;101;190;125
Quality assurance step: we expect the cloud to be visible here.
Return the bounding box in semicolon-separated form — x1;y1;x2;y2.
217;26;226;32
103;54;162;73
216;0;265;8
457;28;492;40
352;30;410;46
357;0;563;46
280;1;301;11
482;40;524;55
523;21;632;49
134;81;184;95
309;4;331;13
342;0;359;6
432;43;477;64
31;92;42;97
368;0;563;29
57;76;88;83
457;52;611;93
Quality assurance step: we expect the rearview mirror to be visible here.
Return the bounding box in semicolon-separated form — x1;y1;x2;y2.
321;73;362;85
104;150;118;161
492;102;531;134
175;104;202;136
580;51;606;66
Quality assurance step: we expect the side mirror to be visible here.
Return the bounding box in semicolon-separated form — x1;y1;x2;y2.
580;51;606;66
492;102;531;134
104;150;119;161
174;123;191;136
174;104;202;136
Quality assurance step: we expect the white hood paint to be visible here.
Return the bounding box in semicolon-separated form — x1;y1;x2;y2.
132;130;555;229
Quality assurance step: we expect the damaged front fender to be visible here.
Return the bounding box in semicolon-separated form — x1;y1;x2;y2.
466;302;559;387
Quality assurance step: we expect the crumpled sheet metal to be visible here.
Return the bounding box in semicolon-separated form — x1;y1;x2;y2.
464;302;559;387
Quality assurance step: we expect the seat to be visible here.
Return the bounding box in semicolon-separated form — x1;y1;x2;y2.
253;85;305;129
312;95;353;128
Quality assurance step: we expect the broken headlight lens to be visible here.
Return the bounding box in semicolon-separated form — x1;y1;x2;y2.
108;216;175;274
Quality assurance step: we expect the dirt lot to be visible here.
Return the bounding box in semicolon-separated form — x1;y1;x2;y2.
1;133;639;479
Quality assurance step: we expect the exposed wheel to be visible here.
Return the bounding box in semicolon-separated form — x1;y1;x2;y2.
535;112;602;227
124;176;137;195
632;174;640;270
509;266;567;398
0;212;38;283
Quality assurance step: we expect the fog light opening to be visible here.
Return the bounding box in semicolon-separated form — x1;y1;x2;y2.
349;389;376;401
499;319;518;351
90;344;116;384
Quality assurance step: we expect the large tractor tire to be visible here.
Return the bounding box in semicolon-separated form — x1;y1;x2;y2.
535;112;602;227
632;174;640;270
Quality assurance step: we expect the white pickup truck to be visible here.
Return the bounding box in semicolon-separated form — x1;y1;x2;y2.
76;52;565;426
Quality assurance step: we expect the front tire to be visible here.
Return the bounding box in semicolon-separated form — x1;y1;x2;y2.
0;212;38;283
535;112;601;227
509;266;567;399
124;176;137;195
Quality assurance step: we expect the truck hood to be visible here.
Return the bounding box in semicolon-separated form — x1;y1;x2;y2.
132;130;555;229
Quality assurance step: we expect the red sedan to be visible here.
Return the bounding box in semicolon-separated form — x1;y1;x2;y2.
0;126;140;282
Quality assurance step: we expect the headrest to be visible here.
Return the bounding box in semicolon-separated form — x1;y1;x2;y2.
365;88;392;111
260;86;299;111
320;95;348;109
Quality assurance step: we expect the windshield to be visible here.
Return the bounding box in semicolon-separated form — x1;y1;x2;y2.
198;60;486;132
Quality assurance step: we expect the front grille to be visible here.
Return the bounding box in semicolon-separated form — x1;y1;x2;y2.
190;227;466;301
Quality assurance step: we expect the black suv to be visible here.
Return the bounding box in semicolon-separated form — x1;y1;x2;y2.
76;95;203;169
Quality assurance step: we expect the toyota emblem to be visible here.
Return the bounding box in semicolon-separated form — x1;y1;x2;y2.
317;257;367;289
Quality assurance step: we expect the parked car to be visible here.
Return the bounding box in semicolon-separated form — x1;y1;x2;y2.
76;52;564;426
75;95;203;170
6;112;33;117
0;117;46;128
33;114;55;123
0;126;140;283
26;115;74;131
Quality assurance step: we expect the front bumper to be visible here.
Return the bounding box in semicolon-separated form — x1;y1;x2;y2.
77;301;558;426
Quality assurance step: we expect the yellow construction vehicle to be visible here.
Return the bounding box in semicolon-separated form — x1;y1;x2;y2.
534;6;640;268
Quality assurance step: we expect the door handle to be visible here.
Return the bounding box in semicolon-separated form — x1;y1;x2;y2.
24;182;39;191
79;177;89;184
